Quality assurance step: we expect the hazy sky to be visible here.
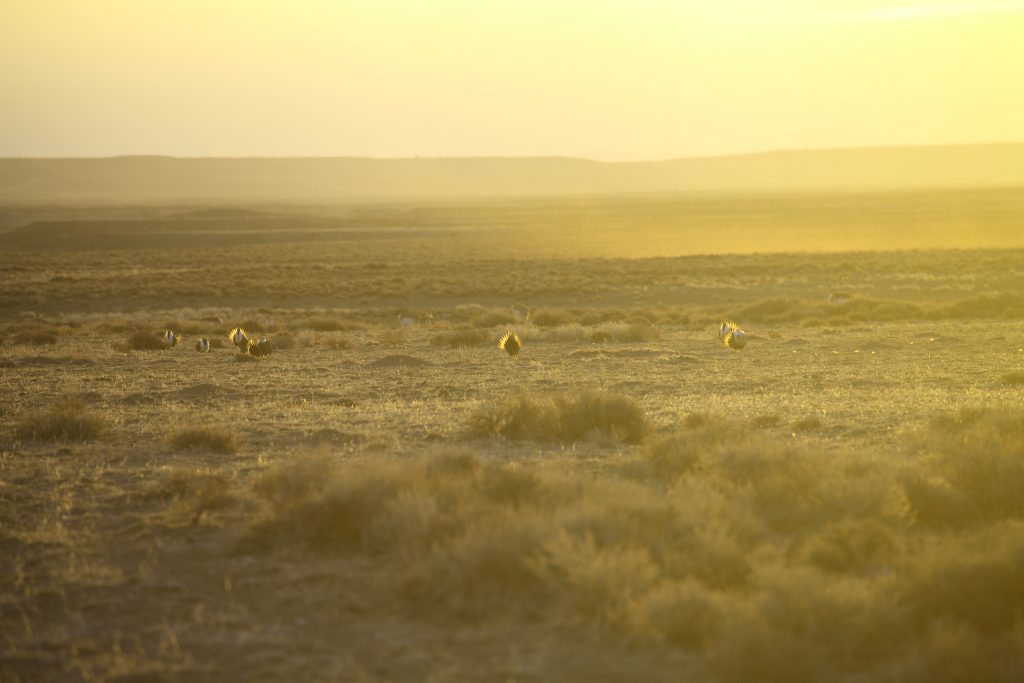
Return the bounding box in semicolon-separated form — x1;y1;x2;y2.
1;0;1022;160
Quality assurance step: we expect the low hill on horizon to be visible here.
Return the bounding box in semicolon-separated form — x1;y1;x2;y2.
1;143;1023;204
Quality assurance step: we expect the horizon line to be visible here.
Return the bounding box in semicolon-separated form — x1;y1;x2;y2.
2;139;1023;165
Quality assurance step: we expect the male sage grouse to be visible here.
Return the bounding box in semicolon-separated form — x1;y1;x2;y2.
164;330;179;349
195;337;210;353
247;337;272;357
228;327;250;352
719;321;748;350
499;330;522;358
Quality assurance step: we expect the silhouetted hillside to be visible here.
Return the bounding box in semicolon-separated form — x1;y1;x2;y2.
1;143;1023;204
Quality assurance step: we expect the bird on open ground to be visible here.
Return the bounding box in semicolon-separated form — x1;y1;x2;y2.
720;321;748;350
228;327;250;352
827;292;854;305
195;337;210;353
247;337;272;357
164;330;179;349
499;330;522;358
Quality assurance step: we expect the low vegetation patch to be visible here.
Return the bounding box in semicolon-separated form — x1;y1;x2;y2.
116;330;167;352
149;467;236;523
171;426;237;454
430;328;490;348
1001;371;1024;386
9;329;60;346
470;389;649;444
245;408;1024;681
17;398;104;441
302;315;360;332
724;292;1024;327
588;320;661;343
530;308;576;327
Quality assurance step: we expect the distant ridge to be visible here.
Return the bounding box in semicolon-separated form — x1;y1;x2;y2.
1;143;1023;203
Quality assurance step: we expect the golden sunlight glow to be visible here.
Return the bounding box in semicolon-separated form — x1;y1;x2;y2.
1;0;1022;159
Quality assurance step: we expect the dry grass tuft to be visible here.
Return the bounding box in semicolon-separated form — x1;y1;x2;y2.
9;329;60;345
116;330;167;352
430;328;490;348
589;320;661;343
170;426;237;454
380;329;407;346
530;308;576;327
17;398;104;441
150;468;236;522
1001;371;1024;386
470;390;649;444
792;416;823;432
752;414;782;428
239;319;277;333
303;315;360;332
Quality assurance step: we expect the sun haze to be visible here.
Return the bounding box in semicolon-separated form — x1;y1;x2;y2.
2;0;1022;159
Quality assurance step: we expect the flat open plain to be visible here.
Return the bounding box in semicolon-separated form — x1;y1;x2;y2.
2;190;1023;681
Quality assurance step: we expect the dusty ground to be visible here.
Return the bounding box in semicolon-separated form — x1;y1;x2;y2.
2;193;1024;681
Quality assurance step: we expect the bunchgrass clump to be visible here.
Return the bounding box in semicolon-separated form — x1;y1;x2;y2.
17;398;103;441
530;308;576;327
471;390;649;444
171;426;237;454
150;468;236;523
10;329;60;346
303;315;357;332
1001;371;1024;386
430;328;490;348
117;330;167;351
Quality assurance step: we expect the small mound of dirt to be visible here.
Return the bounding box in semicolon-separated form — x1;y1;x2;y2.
368;354;432;368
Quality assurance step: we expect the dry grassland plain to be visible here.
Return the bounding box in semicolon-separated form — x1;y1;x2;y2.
2;188;1024;682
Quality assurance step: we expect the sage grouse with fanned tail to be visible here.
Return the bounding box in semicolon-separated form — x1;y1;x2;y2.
247;337;272;357
499;330;522;358
195;337;210;353
720;321;748;350
164;330;179;349
228;327;250;353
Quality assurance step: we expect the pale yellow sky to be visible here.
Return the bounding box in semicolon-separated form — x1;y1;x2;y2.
1;0;1022;160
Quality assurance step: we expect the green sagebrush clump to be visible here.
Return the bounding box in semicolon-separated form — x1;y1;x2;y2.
17;398;104;441
471;389;649;444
